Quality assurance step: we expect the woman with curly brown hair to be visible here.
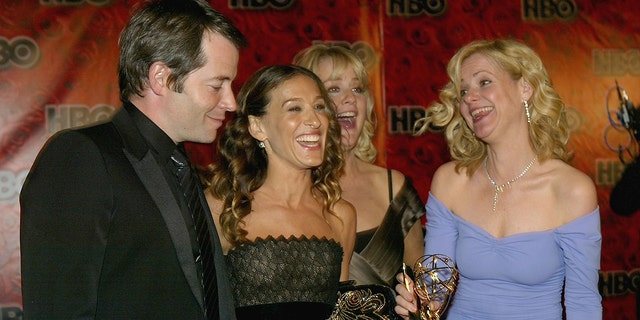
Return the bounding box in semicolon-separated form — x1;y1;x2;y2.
206;64;356;320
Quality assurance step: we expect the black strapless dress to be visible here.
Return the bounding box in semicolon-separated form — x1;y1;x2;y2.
226;236;343;320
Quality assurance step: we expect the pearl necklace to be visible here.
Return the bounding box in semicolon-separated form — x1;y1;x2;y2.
484;155;537;213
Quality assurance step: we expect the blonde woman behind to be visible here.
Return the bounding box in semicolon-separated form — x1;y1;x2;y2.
295;44;425;319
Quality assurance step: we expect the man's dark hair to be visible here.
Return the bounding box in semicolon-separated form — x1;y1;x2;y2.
118;0;248;102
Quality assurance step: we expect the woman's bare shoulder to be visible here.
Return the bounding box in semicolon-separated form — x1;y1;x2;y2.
548;160;598;221
334;198;357;222
431;161;466;196
387;167;407;192
204;190;232;253
333;198;357;253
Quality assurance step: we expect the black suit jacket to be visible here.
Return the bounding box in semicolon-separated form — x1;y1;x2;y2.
20;106;236;319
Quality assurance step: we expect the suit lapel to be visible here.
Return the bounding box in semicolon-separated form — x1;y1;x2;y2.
127;151;205;308
112;107;205;310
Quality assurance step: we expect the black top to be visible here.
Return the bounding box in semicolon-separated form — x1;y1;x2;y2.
226;236;343;320
610;157;640;216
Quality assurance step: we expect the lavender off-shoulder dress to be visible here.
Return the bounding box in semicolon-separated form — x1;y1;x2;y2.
424;193;602;320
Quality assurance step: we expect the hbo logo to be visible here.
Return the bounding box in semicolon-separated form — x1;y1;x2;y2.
522;0;577;20
0;37;39;70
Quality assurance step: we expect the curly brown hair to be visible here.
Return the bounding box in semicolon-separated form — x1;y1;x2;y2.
207;64;344;246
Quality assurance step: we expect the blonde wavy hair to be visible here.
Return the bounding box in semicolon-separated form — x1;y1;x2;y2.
293;43;378;163
414;39;570;175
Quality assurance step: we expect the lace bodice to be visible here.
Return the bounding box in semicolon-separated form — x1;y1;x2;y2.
226;236;343;308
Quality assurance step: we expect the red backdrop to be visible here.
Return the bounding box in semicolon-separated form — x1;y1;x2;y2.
1;1;639;319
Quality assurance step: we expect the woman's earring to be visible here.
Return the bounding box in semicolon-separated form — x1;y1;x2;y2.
258;141;265;148
523;100;531;124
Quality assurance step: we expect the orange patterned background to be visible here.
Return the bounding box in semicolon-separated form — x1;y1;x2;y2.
1;0;639;318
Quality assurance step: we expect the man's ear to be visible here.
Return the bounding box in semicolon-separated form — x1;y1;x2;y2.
149;61;169;95
248;115;266;141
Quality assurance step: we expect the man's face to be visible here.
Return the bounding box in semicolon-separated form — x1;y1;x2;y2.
164;32;240;144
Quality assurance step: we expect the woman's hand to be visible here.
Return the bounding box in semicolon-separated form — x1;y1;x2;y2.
394;270;446;319
394;272;419;319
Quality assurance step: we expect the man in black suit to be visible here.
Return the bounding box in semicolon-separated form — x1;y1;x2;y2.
19;0;247;318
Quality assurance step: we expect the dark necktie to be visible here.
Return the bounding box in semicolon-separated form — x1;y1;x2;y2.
170;147;219;320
